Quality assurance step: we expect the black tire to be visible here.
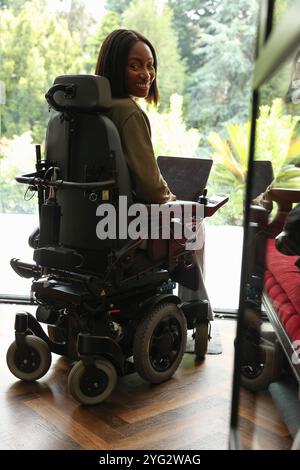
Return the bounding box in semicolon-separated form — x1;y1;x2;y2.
6;335;52;382
133;302;187;384
240;340;280;392
194;322;208;359
68;359;117;405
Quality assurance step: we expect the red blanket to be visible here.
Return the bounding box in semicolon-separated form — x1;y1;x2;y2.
264;239;300;342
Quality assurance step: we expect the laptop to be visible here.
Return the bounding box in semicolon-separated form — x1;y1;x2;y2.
157;156;213;202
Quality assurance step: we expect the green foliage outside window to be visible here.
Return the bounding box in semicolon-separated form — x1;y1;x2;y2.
146;95;200;158
3;0;294;227
0;132;37;213
0;0;84;142
207;99;300;225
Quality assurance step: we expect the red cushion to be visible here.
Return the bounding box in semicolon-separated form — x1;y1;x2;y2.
264;239;300;343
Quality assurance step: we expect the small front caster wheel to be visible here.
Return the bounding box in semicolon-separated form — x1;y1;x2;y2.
68;359;117;405
194;322;209;359
6;335;52;381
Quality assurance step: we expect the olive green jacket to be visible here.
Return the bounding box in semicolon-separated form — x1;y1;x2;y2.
106;98;174;203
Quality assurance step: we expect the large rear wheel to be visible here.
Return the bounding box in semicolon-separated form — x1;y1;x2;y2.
133;302;187;384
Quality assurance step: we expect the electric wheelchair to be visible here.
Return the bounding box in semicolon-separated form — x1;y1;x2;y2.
6;75;227;405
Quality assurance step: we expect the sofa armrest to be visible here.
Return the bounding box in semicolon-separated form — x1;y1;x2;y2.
268;188;300;207
268;188;300;236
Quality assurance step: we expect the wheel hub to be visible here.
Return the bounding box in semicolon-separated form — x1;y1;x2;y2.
15;348;41;373
80;369;108;397
154;333;173;355
242;363;264;379
150;316;181;372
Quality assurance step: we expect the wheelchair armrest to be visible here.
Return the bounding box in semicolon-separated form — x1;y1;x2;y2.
145;200;202;218
203;195;229;217
160;200;198;207
145;196;228;218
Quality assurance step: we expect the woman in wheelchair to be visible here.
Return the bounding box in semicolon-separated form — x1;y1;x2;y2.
95;29;214;323
6;29;221;405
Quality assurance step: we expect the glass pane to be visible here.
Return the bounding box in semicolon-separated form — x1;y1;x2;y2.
238;45;300;450
273;0;296;26
0;0;259;309
0;213;38;297
203;0;259;312
0;140;39;297
0;0;84;297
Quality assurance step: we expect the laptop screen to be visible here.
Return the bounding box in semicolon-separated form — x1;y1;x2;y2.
157;156;213;202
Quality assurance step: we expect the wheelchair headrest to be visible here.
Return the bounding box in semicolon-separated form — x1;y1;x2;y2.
45;75;112;113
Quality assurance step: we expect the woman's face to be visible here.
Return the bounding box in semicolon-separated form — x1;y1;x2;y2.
125;41;156;99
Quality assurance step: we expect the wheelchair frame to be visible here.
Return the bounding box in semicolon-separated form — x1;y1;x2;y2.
6;75;227;405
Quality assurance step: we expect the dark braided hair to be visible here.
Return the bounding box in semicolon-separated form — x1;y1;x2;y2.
95;29;159;105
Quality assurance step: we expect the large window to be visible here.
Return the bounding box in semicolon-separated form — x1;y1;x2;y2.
0;0;258;308
231;0;300;450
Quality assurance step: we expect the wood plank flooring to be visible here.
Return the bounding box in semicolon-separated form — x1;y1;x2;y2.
0;304;292;450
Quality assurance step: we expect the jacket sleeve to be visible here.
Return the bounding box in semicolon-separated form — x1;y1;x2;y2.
120;110;176;204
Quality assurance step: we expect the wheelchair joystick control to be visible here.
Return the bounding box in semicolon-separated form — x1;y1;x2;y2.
198;188;208;205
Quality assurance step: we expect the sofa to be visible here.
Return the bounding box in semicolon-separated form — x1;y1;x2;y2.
244;187;300;446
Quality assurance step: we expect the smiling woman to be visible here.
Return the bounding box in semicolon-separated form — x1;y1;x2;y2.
95;28;174;204
126;41;156;99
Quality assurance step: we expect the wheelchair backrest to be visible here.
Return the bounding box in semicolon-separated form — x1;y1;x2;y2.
44;75;132;261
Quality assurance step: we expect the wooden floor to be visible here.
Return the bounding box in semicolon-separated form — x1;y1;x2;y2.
0;304;292;450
